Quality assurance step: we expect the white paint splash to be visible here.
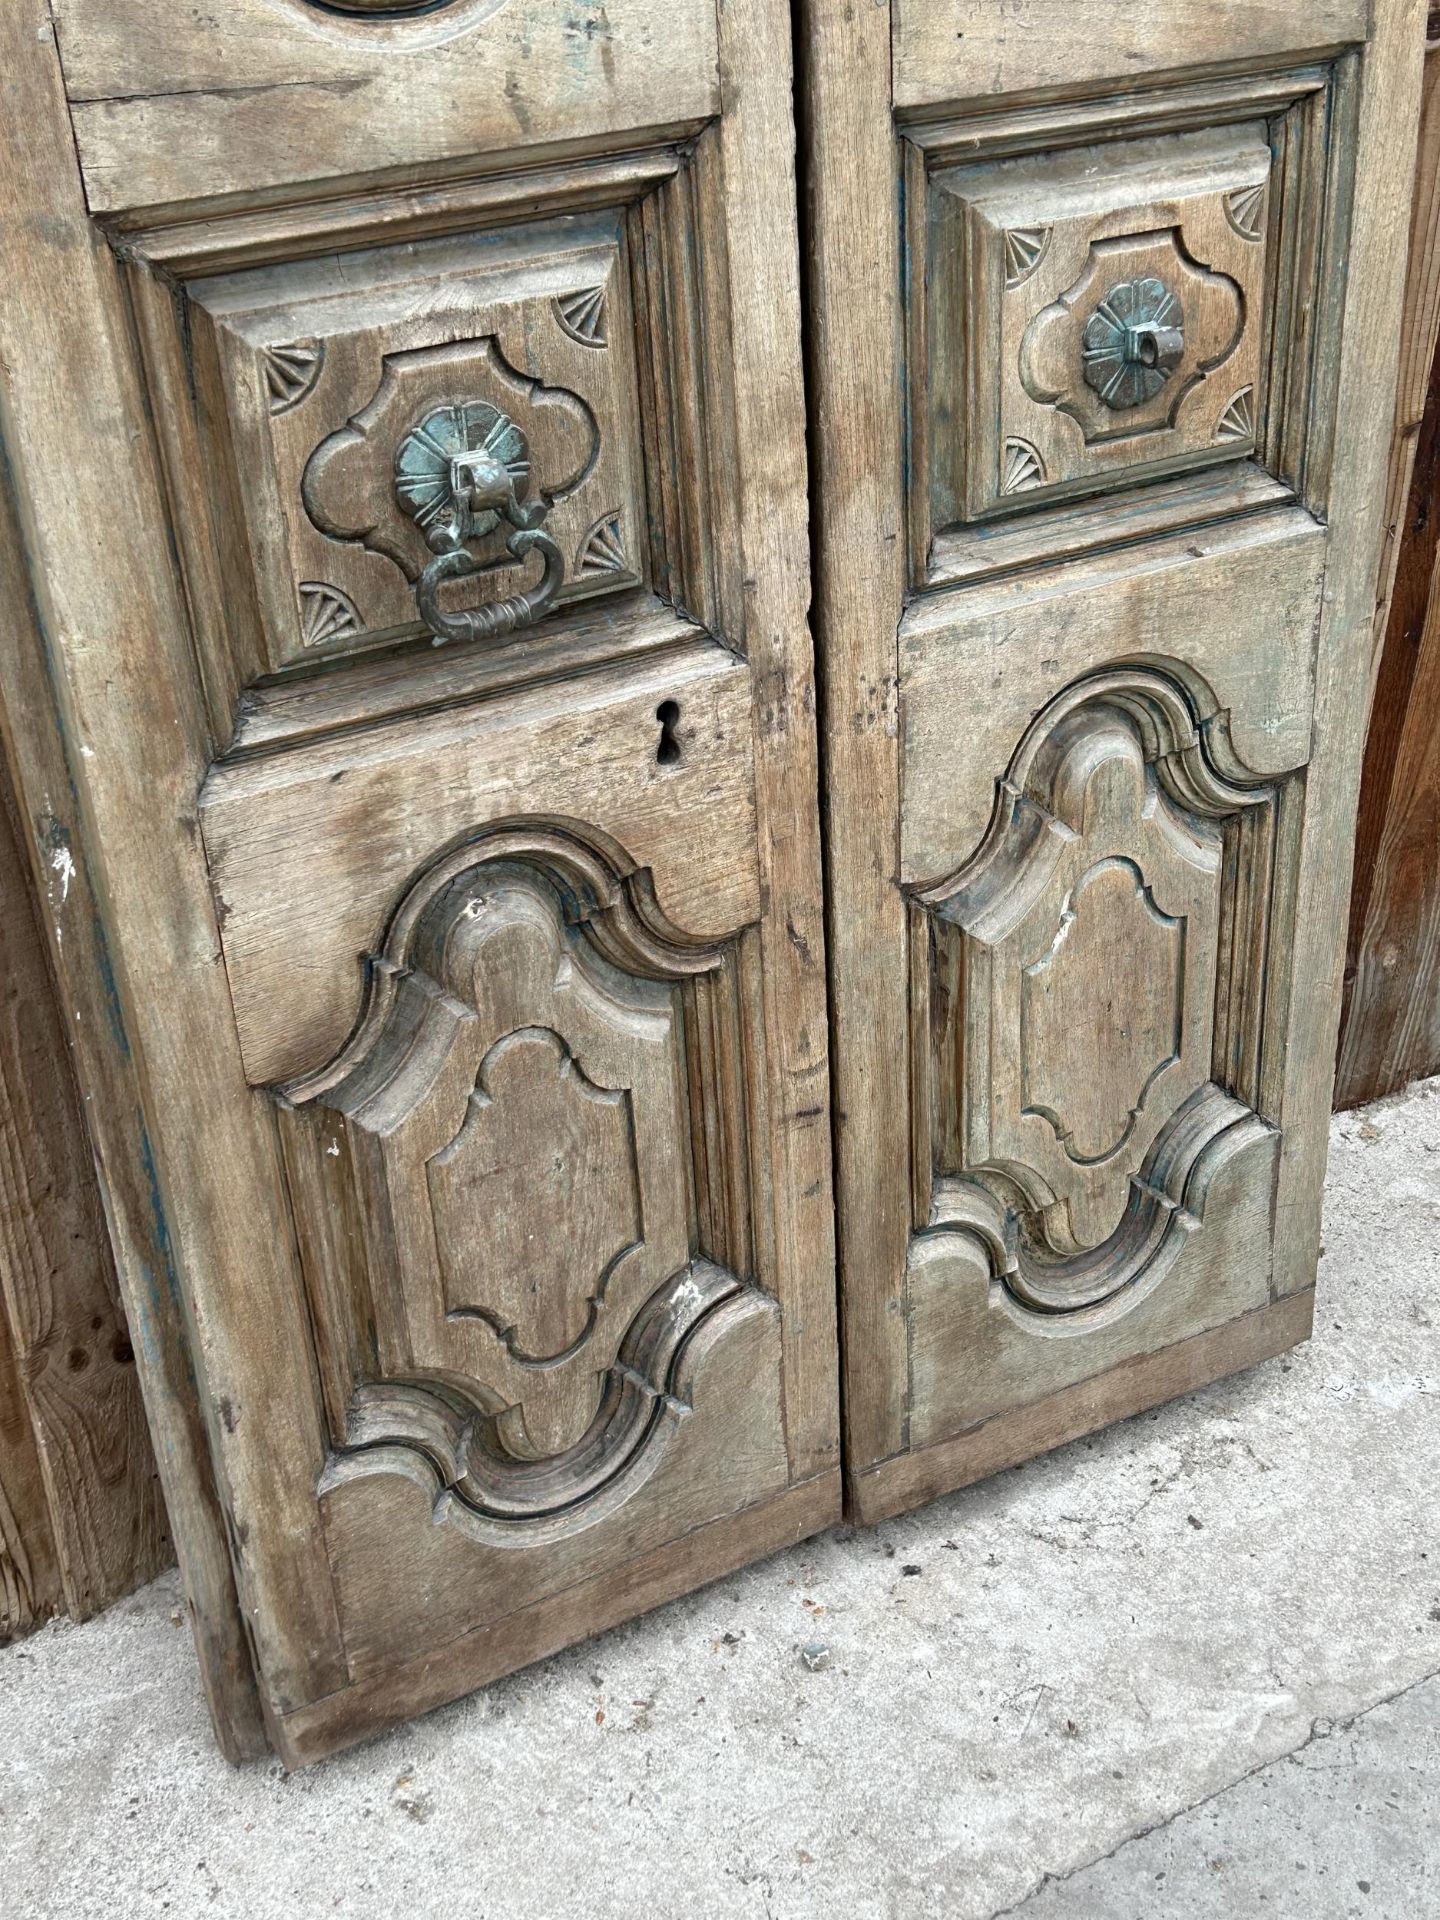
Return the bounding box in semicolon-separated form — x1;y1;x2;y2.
50;842;75;906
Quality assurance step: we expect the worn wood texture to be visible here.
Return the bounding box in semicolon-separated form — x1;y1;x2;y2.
927;125;1270;530
0;6;279;1758
892;0;1367;112
1337;22;1440;1107
5;0;836;1764
53;0;719;215
801;0;1425;1520
0;752;170;1642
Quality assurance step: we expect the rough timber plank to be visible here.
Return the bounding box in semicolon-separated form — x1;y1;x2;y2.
0;754;170;1635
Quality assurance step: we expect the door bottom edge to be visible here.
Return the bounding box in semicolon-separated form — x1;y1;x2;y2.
269;1467;842;1769
843;1288;1315;1528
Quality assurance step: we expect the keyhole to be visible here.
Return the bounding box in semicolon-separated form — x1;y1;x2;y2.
1136;334;1159;368
655;699;682;766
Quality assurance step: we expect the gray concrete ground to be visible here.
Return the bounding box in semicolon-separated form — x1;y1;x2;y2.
2;1077;1438;1920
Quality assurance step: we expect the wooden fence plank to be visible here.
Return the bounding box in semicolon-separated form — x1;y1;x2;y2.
0;751;171;1630
1338;20;1440;1105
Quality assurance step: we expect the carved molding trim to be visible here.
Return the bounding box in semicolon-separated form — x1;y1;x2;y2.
280;821;759;1540
302;337;597;584
317;1261;753;1547
910;663;1288;1320
1023;231;1245;447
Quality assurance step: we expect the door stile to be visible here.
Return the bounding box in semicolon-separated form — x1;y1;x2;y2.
796;0;913;1477
1267;8;1427;1297
707;0;840;1486
0;5;282;1756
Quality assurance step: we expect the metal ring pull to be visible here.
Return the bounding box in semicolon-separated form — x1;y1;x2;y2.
395;401;564;648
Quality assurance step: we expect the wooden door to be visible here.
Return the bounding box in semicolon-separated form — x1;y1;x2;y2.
802;0;1425;1522
0;0;837;1763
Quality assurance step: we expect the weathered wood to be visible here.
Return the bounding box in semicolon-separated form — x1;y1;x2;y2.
893;0;1367;113
927;126;1271;530
0;6;277;1758
201;645;761;1085
277;1468;839;1768
0;752;170;1638
5;0;836;1763
0;1229;58;1641
1337;22;1440;1106
1337;346;1440;1103
1269;2;1428;1291
54;0;719;216
850;1290;1314;1526
802;0;1425;1519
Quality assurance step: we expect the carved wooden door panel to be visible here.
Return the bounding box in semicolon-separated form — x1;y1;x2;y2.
802;0;1424;1520
0;0;836;1761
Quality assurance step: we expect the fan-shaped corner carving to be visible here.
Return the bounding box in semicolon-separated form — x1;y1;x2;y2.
911;663;1287;1319
1224;182;1267;241
577;510;628;577
1002;437;1046;495
553;286;609;347
1216;385;1256;445
297;581;363;649
264;339;325;414
1004;227;1051;289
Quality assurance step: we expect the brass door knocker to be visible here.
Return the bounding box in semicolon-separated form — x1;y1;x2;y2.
395;401;563;647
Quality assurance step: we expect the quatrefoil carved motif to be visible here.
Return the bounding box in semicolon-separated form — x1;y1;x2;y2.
1021;230;1244;446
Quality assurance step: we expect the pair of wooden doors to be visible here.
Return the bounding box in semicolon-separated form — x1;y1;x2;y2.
0;0;1419;1762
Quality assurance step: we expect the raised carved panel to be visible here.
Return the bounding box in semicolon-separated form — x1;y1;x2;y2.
426;1027;642;1364
911;666;1292;1316
185;216;644;670
928;124;1270;526
280;825;767;1541
127;139;747;740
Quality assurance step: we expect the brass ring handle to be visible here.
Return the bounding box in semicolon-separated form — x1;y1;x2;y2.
395;400;563;648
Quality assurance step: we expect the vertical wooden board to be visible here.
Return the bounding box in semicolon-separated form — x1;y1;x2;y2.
711;0;839;1483
0;1268;58;1641
0;759;171;1628
1338;25;1440;1106
1338;480;1440;1103
0;2;331;1755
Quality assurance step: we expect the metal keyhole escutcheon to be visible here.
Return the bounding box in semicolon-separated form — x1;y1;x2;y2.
395;401;564;648
1081;278;1186;411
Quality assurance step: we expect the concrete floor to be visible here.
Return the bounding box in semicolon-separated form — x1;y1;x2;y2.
2;1076;1438;1920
